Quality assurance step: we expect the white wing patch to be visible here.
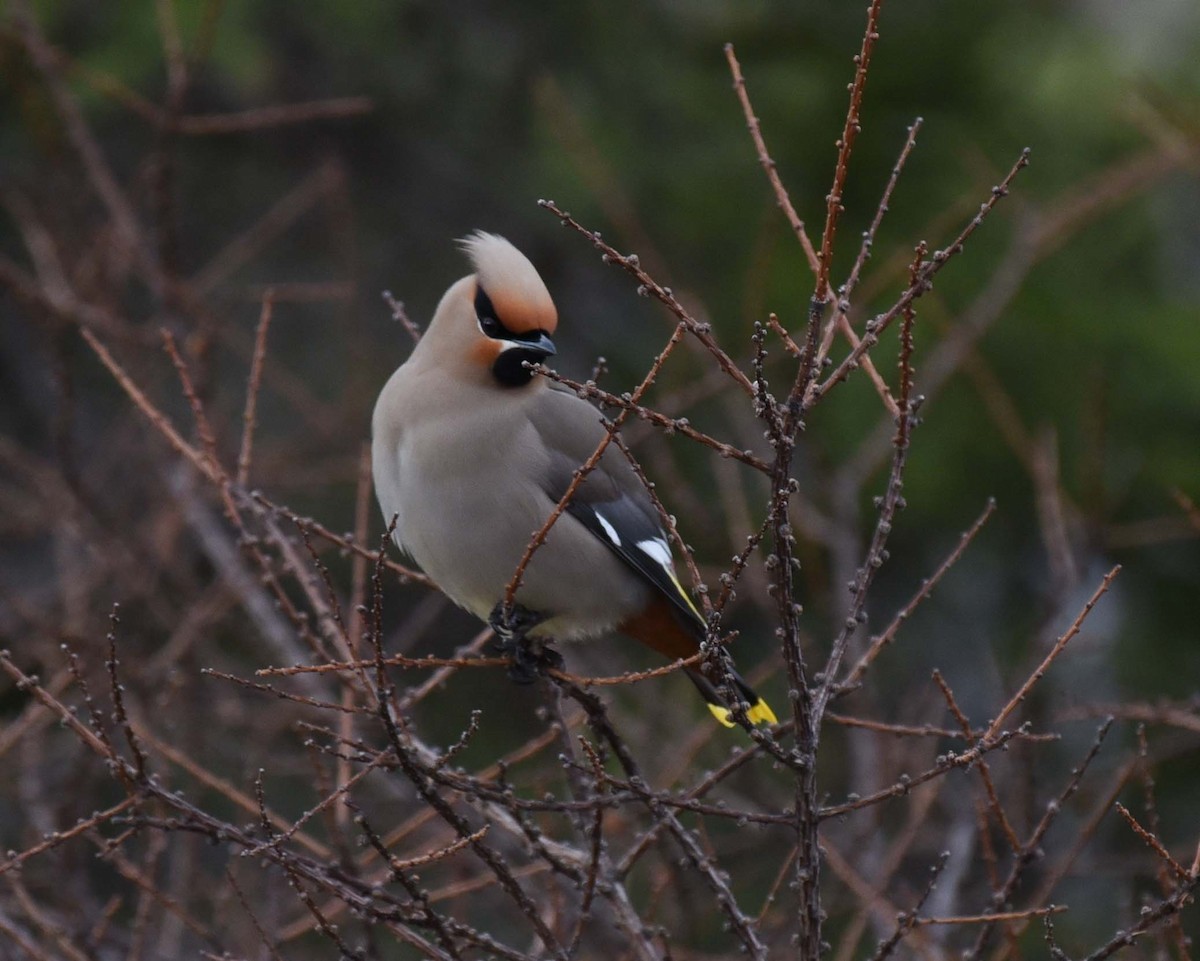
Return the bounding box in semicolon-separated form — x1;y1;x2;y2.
595;512;622;547
636;535;702;619
635;537;675;575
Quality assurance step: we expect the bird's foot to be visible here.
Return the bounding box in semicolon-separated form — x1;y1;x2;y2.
489;601;544;644
488;602;559;684
507;637;564;684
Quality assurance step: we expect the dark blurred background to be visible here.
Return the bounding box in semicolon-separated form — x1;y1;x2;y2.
1;0;1198;954
5;0;1197;707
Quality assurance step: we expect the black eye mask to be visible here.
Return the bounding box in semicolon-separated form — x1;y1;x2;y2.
475;284;556;387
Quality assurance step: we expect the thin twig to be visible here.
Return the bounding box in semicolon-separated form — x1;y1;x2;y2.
383;290;423;343
932;669;1022;853
723;43;821;277
538;199;756;396
531;363;769;473
1114;803;1191;882
237;290;275;486
812;148;1032;407
865;852;948;961
816;0;885;300
984;566;1121;740
839;499;996;692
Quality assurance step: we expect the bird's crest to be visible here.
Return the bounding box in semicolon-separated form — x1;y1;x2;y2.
459;232;558;335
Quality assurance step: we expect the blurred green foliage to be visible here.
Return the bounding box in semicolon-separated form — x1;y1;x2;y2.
2;1;1199;953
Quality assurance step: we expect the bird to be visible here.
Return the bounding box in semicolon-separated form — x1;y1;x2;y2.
371;232;775;728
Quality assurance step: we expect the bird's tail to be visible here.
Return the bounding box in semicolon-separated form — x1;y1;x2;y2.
685;664;777;729
619;596;776;728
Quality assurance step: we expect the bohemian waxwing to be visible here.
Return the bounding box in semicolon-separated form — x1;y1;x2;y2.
371;232;775;727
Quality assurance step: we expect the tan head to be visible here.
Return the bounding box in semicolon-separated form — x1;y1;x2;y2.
413;232;558;387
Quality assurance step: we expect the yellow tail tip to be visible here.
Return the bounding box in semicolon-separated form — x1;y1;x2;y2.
707;698;778;728
747;698;778;725
707;703;738;728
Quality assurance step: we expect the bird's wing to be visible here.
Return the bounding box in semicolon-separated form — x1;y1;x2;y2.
529;386;705;631
530;386;777;729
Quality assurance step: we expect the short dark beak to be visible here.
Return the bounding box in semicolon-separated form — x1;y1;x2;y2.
520;330;556;358
492;330;557;387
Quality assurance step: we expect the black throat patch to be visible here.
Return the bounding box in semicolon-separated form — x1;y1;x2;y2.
491;347;541;387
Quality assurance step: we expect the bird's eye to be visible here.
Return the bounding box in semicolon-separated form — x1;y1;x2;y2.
474;285;507;339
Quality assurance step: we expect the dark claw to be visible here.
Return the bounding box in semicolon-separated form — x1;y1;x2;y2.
537;646;564;671
487;602;559;683
507;644;541;685
488;601;545;644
